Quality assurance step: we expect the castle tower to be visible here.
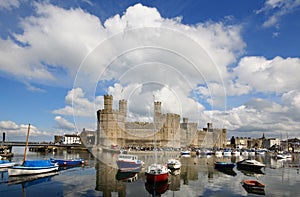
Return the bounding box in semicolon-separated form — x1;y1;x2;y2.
154;101;162;122
104;95;113;111
119;99;127;117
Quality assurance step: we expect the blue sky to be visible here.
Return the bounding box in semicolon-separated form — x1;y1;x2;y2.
0;0;300;141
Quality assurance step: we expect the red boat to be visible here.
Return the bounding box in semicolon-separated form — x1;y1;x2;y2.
145;163;169;182
241;179;265;195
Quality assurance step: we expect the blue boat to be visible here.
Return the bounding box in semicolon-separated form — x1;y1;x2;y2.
50;158;84;166
214;161;235;169
8;160;59;176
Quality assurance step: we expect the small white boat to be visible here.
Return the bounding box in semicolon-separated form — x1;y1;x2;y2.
248;150;256;156
223;149;232;157
214;150;223;157
0;160;16;168
241;150;249;156
166;159;181;170
180;150;190;156
232;150;240;156
256;149;266;155
276;152;292;159
8;160;59;176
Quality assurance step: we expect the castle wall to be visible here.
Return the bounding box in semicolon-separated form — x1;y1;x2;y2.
191;128;226;148
180;121;198;148
96;95;226;149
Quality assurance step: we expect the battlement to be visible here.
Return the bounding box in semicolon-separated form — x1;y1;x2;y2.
103;94;113;99
166;113;180;118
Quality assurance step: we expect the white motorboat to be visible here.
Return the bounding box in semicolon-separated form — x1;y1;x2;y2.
167;159;181;170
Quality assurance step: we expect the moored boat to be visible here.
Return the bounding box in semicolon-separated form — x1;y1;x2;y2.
145;163;169;182
214;161;235;169
241;179;265;195
241;180;265;188
248;149;256;156
276;152;292;160
241;150;249;156
180;150;190;156
232;150;240;156
0;160;16;168
223;149;232;157
237;159;265;171
214;150;223;157
8;160;59;176
50;158;84;166
166;159;181;170
116;154;143;172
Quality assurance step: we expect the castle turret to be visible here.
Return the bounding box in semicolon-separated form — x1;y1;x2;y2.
154;101;162;122
104;95;113;111
119;99;127;117
207;123;213;129
183;117;188;124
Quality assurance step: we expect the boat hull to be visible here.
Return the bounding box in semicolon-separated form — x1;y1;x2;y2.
214;162;235;170
8;166;59;176
180;151;190;156
237;162;264;171
0;161;16;168
145;172;169;182
117;160;142;172
51;158;84;166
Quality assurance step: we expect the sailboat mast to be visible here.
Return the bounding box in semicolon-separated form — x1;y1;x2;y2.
23;124;30;163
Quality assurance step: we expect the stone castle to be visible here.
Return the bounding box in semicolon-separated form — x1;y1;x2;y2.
96;95;226;148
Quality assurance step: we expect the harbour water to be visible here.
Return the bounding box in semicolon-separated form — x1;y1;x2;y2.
1;148;300;197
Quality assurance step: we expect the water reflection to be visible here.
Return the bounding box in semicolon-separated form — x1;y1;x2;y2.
115;170;138;182
145;180;169;196
8;171;58;186
241;182;265;195
95;161;126;197
237;168;264;177
2;150;296;197
216;168;237;176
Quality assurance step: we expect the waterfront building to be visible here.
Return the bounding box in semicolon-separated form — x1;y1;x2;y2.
262;138;281;149
54;133;81;145
95;95;226;149
234;137;249;149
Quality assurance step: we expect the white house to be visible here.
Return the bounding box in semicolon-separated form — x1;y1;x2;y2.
262;138;280;148
63;134;81;145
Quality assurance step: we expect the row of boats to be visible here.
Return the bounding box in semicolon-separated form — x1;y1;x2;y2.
2;152;267;195
0;157;85;176
182;148;294;159
117;153;268;195
116;153;182;183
